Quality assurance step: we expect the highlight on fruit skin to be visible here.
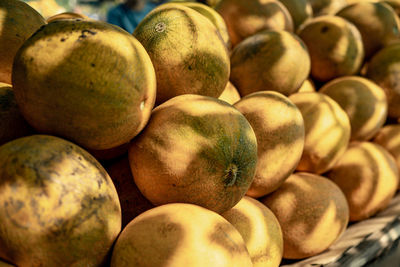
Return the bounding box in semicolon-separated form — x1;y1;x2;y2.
289;92;351;174
214;0;294;48
221;196;284;267
336;1;400;59
0;0;46;85
230;29;311;97
0;135;122;266
133;3;230;105
12;19;157;150
297;79;316;93
309;0;348;16
319;76;388;141
110;203;253;267
297;15;364;82
278;0;313;30
174;1;231;49
374;124;400;184
234;91;305;198
218;81;241;105
128;94;258;215
366;43;400;119
260;172;349;260
46;11;90;23
326;141;399;222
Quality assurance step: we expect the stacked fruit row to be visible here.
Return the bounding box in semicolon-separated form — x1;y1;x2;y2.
1;0;400;266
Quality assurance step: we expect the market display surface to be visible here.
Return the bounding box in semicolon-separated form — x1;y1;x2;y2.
2;0;400;266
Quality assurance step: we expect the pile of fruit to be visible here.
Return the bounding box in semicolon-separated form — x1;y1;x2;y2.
2;0;400;266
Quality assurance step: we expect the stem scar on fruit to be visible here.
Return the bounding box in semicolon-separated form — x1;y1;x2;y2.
155;22;166;33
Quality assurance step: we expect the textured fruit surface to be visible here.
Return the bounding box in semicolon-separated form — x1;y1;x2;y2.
215;0;293;47
319;76;387;141
133;3;230;105
0;135;121;266
366;43;400;118
129;94;257;214
234;91;304;197
327;141;399;221
374;124;400;183
261;172;349;259
289;92;351;174
230;30;310;97
111;203;253;267
336;1;400;58
12;19;156;150
0;0;46;84
222;196;283;267
297;15;364;82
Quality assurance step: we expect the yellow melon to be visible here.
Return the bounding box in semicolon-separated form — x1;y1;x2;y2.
366;43;400;119
0;0;46;84
0;135;121;266
374;124;400;184
133;3;230;105
336;1;400;58
261;172;349;259
110;203;252;267
128;94;258;214
289;92;351;174
221;196;283;267
326;141;399;221
12;19;156;150
234;91;305;197
297;15;364;82
215;0;294;47
319;76;388;141
230;30;311;97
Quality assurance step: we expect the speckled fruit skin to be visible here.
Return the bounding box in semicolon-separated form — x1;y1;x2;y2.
0;0;46;84
133;3;230;105
128;94;258;214
12;19;156;150
0;135;121;266
110;203;253;267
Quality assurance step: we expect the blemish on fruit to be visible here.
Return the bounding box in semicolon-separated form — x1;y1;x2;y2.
91;63;95;67
78;29;97;41
155;22;166;33
60;38;66;42
321;26;329;33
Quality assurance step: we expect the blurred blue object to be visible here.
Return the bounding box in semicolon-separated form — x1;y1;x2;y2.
106;0;163;33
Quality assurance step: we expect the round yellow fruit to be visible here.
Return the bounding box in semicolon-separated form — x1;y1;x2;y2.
289;92;351;174
366;43;400;119
111;203;253;267
326;141;399;221
374;124;400;183
12;19;156;150
133;3;230;105
222;196;283;267
215;0;293;47
234;91;305;197
230;30;311;97
261;172;349;259
297;15;364;82
129;94;258;214
0;135;121;266
0;0;46;84
319;76;388;141
336;1;400;58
